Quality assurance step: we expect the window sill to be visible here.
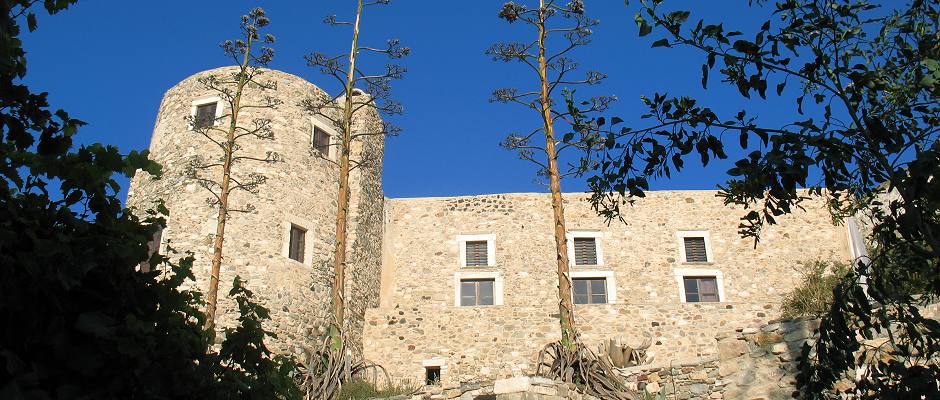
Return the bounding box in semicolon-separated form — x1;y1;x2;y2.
681;261;714;266
283;256;308;268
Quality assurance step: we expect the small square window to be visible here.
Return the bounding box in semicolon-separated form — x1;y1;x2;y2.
464;241;488;267
425;366;441;385
683;237;708;262
573;237;598;265
313;126;330;156
288;225;306;262
683;276;719;302
573;278;607;304
194;102;217;129
459;279;495;306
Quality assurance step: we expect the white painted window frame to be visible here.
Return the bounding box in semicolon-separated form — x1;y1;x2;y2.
190;96;224;129
677;230;714;263
566;230;604;266
673;267;726;303
569;270;617;304
453;271;503;307
281;215;315;267
310;116;339;161
457;233;497;267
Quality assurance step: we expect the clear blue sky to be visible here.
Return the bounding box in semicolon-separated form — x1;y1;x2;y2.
21;1;789;199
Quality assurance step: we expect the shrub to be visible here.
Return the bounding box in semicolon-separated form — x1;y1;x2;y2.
781;260;851;318
337;378;420;400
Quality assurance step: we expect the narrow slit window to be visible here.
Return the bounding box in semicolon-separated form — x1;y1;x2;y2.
194;102;217;129
138;227;163;273
288;225;306;262
459;279;495;306
464;241;488;266
572;277;608;304
312;126;330;156
425;366;441;385
573;237;598;265
683;276;719;302
683;237;708;262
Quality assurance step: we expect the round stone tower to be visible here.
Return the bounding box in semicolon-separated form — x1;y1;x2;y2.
127;66;386;356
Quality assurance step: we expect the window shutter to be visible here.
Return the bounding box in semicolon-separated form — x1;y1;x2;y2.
313;127;330;155
288;225;305;262
194;103;217;129
573;237;598;265
465;241;488;266
683;237;708;262
683;276;719;302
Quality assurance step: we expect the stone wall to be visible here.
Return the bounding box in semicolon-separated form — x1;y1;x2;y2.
619;358;723;400
365;191;853;386
126;66;384;357
402;376;602;400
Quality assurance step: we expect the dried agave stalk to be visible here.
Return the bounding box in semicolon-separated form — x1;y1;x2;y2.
297;333;398;400
536;340;638;400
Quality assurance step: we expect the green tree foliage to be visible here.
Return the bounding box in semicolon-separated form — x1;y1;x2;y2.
0;2;299;398
578;0;939;397
781;260;851;318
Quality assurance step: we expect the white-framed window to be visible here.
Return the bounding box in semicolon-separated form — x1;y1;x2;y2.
570;270;616;304
310;117;339;160
457;233;496;267
453;271;503;307
281;216;315;266
677;230;714;263
566;230;604;266
190;96;224;129
673;268;726;303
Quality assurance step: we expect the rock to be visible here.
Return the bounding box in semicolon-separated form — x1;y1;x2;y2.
770;343;789;355
690;370;708;380
718;339;748;361
768;388;797;400
646;381;661;394
734;368;757;386
718;362;739;377
690;383;709;395
755;332;784;346
761;323;780;333
529;384;557;396
783;328;814;342
493;377;530;394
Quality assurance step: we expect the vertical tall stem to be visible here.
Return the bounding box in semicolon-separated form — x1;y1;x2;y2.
330;0;364;349
205;31;254;335
538;0;577;347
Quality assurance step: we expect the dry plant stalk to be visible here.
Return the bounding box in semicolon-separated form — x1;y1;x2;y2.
188;8;281;334
491;1;631;396
303;0;407;351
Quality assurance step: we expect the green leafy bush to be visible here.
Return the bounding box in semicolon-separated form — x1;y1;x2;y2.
781;260;851;318
337;379;420;400
0;2;300;398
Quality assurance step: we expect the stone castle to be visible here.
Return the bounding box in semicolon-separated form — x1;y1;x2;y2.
127;67;862;388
